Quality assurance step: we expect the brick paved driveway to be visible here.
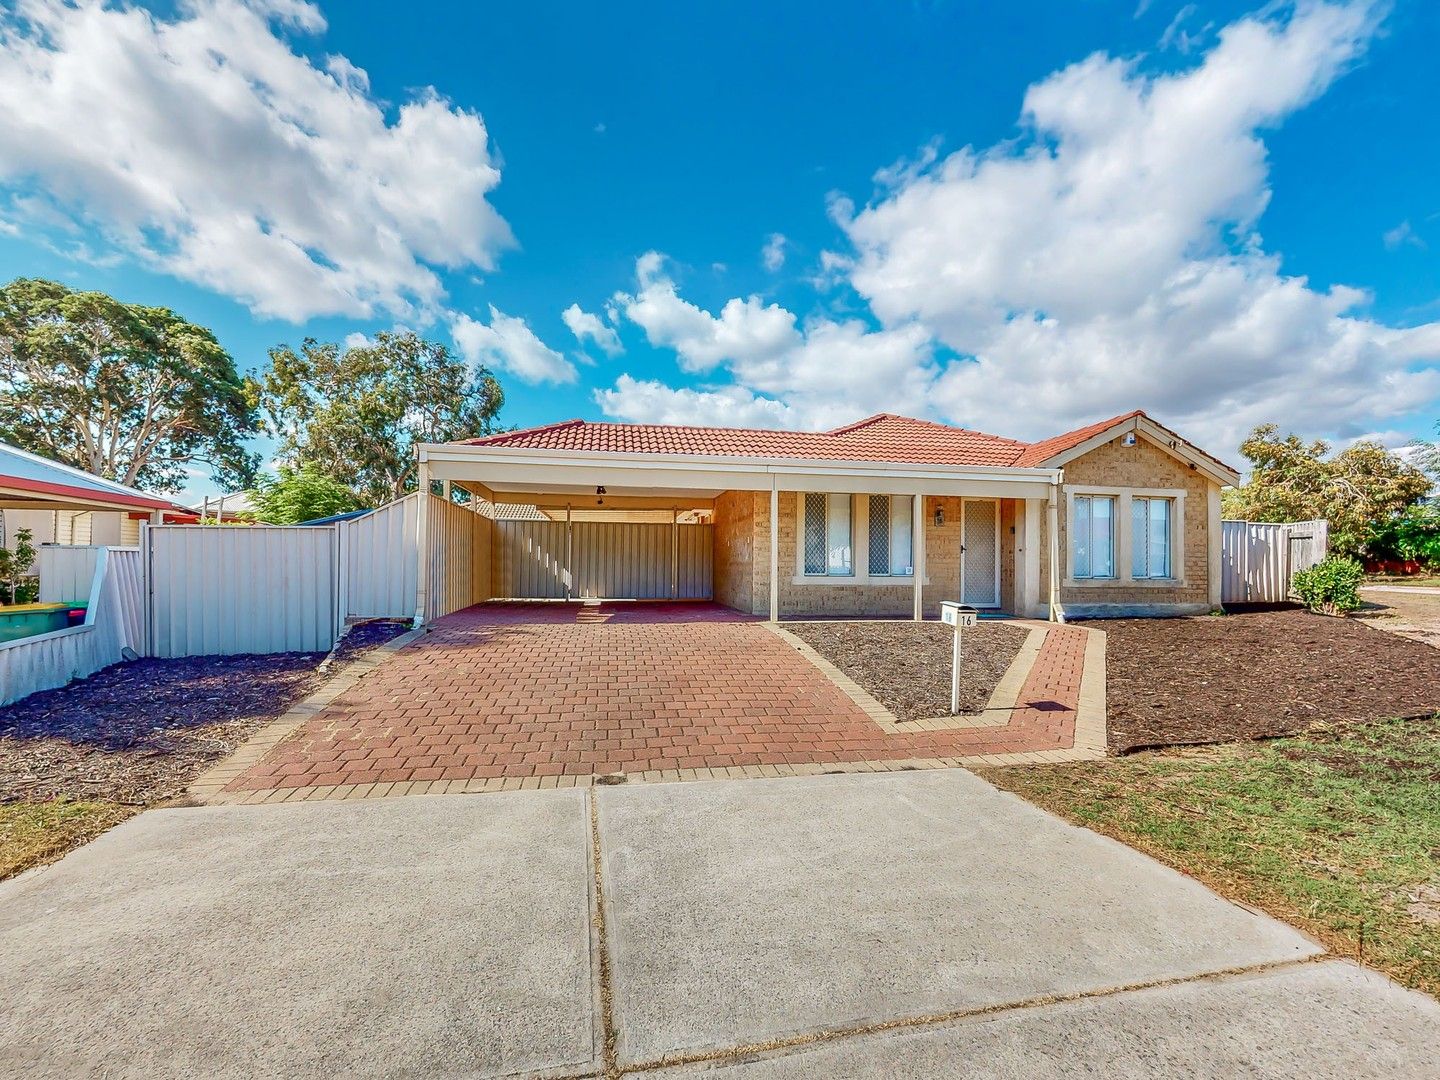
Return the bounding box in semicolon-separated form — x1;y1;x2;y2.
222;602;1088;797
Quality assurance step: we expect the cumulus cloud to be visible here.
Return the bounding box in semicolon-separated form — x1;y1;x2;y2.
599;2;1437;453
762;232;787;271
835;0;1439;448
595;375;801;429
0;0;512;321
562;303;624;356
600;253;936;429
451;307;577;385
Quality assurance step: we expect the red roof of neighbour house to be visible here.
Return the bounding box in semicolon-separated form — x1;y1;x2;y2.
462;410;1238;476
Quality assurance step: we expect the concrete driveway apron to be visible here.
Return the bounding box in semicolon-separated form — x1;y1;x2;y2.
2;770;1437;1077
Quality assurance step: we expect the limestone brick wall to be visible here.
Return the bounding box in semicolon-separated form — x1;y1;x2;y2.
734;492;1019;618
1044;437;1217;612
712;489;754;613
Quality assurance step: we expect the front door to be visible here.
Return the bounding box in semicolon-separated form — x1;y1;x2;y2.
960;499;1000;607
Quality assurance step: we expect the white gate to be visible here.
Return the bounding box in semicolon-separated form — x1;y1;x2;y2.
495;519;713;600
146;525;340;657
1221;519;1329;604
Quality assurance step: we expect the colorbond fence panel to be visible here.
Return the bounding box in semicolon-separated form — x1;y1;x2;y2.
146;525;339;657
338;495;419;620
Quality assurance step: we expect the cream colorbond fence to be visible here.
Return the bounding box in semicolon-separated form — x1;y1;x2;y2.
146;525;341;657
1220;519;1329;604
425;495;494;619
338;495;419;620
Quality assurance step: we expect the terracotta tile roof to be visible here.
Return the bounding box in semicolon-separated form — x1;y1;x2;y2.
463;413;1029;466
462;409;1235;475
1010;410;1146;468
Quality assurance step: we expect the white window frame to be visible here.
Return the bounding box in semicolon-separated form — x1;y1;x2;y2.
793;493;930;587
866;494;915;578
1070;494;1117;581
1063;486;1186;589
1131;495;1174;580
801;492;855;578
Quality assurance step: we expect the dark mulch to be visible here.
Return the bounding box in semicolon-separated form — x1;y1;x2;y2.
1098;607;1440;754
784;621;1028;721
0;620;409;804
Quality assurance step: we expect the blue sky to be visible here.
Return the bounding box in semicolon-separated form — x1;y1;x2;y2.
1;0;1437;499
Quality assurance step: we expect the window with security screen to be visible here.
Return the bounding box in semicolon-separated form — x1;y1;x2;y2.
867;494;913;576
803;493;853;576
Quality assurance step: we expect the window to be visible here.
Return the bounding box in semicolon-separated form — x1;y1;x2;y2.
867;495;914;576
1072;495;1115;579
803;493;853;576
1132;497;1172;578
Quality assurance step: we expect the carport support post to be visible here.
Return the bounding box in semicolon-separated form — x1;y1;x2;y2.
912;494;925;621
414;456;431;626
769;483;779;623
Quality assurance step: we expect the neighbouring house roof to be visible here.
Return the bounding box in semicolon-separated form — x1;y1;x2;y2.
0;441;184;513
462;410;1238;479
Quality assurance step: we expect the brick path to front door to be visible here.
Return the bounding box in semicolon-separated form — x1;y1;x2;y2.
195;602;1105;805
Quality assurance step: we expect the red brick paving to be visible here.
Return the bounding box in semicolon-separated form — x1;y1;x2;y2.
223;602;1085;792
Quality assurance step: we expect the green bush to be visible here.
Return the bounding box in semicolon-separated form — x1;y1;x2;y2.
1291;555;1365;615
1367;503;1440;568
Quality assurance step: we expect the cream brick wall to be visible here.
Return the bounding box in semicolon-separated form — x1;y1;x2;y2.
714;491;1018;618
1041;436;1218;614
712;489;754;612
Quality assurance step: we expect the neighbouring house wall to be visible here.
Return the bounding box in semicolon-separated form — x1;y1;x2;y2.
1046;436;1216;616
712;490;754;614
1;509;57;548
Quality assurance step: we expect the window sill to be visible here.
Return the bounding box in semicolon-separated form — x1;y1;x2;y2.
793;575;930;587
1064;577;1186;589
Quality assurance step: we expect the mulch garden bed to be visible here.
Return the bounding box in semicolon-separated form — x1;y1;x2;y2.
0;620;409;804
784;620;1028;721
1098;607;1440;754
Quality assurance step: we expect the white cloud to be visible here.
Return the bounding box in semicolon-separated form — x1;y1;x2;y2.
762;232;787;271
0;0;512;321
595;3;1437;454
1384;220;1425;252
601;253;936;429
595;375;800;429
451;307;577;385
836;0;1439;449
562;303;623;356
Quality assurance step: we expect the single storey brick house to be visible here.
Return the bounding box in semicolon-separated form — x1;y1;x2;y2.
416;410;1239;621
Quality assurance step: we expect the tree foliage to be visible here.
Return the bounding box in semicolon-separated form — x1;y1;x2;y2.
250;331;503;508
248;466;362;525
1367;502;1440;569
0;527;38;605
1221;424;1432;557
0;277;258;492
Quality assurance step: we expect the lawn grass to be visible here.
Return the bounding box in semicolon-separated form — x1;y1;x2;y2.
980;715;1440;998
0;800;136;882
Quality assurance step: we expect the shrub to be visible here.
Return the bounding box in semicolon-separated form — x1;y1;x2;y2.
1291;556;1365;615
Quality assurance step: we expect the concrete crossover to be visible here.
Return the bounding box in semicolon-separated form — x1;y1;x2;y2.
2;771;1438;1078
